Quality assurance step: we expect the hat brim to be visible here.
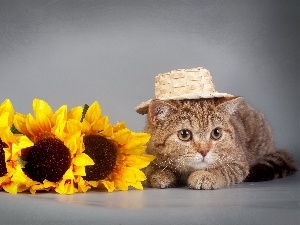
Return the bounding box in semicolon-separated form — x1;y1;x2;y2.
135;92;233;114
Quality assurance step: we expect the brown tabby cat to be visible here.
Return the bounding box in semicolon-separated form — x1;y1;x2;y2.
144;97;296;189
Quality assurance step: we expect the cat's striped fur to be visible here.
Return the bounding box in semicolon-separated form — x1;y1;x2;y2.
144;97;296;189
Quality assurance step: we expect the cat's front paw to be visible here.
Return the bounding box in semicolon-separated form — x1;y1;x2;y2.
148;169;177;189
188;170;220;190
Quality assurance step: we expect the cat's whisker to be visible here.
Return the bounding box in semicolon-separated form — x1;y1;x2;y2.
174;157;185;170
226;163;234;172
226;155;236;163
214;156;223;168
160;165;168;172
159;157;176;172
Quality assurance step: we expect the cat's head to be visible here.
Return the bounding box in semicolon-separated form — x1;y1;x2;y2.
145;97;242;172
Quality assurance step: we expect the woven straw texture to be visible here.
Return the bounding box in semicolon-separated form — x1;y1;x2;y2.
136;67;232;114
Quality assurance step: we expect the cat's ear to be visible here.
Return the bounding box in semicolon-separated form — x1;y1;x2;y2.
216;97;243;115
148;100;177;125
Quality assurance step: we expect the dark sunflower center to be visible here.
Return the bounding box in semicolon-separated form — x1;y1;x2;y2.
23;138;71;183
0;139;8;177
83;135;117;181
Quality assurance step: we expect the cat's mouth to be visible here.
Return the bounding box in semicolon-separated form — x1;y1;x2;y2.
181;153;212;170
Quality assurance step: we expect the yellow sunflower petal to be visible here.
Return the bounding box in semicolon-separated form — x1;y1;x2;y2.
122;167;137;183
113;128;131;144
64;131;81;155
111;166;146;191
67;106;83;121
55;180;67;194
5;162;15;175
55;180;77;195
29;184;43;194
51;121;66;140
0;99;14;126
0;176;8;185
87;181;99;188
29;181;53;194
43;180;56;188
25;114;41;137
53;105;67;125
123;154;156;169
3;148;11;162
0;126;15;145
0;112;10;128
81;120;91;134
114;178;129;191
119;146;147;155
10;165;28;183
101;124;113;137
3;182;19;194
13;113;30;137
17;184;30;193
24;179;40;189
122;132;151;149
32;99;53;118
73;153;94;166
62;167;74;180
17;134;34;148
112;122;126;132
128;181;143;190
84;101;101;124
11;135;34;160
101;180;115;193
76;177;91;193
66;119;82;133
36;112;51;132
91;116;109;133
127;167;147;181
73;166;86;176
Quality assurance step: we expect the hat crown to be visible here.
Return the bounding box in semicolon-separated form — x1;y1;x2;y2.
135;67;232;114
155;67;218;100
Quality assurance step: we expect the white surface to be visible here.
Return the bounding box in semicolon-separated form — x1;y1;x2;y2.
0;173;299;225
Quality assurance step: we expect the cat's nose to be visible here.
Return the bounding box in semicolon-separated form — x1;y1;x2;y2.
199;150;209;157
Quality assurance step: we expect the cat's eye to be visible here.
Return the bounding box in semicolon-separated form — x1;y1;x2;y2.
178;129;193;141
210;127;222;140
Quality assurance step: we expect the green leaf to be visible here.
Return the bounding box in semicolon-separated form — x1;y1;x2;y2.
81;104;89;122
11;124;22;134
16;156;27;168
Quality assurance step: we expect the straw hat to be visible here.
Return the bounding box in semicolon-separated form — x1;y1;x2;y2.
135;67;233;114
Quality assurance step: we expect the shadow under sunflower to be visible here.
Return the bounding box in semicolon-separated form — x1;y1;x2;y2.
0;99;36;194
80;102;155;192
13;99;94;194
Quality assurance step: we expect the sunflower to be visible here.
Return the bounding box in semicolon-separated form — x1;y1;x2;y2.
13;99;94;194
80;101;155;192
0;99;36;194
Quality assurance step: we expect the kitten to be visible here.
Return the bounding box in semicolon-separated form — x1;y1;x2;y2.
144;97;296;189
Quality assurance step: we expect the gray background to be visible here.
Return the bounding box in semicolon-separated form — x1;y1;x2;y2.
0;0;299;161
0;1;299;225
